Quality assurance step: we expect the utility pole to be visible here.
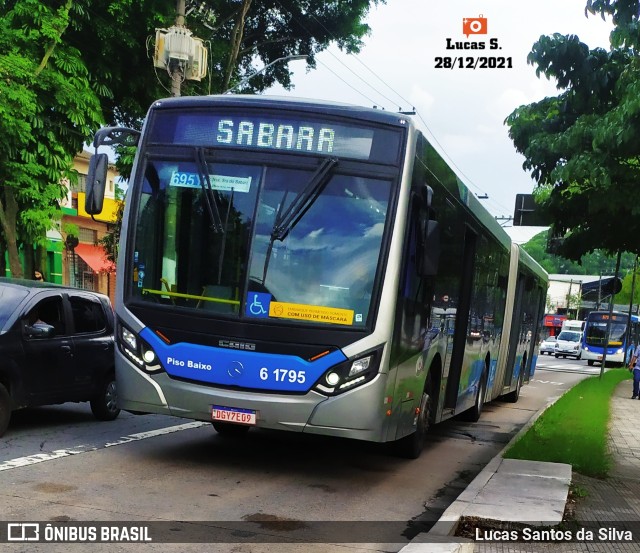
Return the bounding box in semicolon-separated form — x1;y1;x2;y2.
625;255;639;363
171;0;186;97
153;0;208;97
600;251;622;379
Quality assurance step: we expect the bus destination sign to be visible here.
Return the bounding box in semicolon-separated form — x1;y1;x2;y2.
149;112;399;162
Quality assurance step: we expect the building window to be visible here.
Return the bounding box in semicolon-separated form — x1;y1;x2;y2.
72;174;87;194
69;254;98;291
79;227;97;244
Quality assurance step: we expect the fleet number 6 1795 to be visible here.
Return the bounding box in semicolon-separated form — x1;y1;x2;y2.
259;368;306;383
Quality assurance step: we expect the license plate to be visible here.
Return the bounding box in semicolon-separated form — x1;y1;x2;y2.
211;405;256;425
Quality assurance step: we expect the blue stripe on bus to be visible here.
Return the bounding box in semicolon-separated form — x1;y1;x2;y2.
140;327;347;392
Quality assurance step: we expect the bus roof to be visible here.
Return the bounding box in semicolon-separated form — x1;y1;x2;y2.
148;94;414;129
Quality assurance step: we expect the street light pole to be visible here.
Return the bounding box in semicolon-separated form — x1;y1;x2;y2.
224;55;307;94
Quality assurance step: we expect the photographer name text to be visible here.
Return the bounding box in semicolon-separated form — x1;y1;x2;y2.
436;36;512;70
475;527;634;542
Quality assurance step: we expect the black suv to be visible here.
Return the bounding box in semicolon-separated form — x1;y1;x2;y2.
0;278;119;436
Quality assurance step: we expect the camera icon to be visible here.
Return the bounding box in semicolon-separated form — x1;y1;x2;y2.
462;15;488;37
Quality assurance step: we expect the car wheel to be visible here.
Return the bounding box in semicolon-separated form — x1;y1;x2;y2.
212;422;251;436
554;354;559;358
90;376;120;421
0;383;11;438
588;360;594;366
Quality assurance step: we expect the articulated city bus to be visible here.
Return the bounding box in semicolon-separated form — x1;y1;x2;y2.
85;95;548;458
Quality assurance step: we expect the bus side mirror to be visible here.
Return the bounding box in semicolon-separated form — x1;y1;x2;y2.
85;153;109;215
419;220;440;277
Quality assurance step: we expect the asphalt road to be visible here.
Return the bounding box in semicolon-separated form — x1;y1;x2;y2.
0;356;593;553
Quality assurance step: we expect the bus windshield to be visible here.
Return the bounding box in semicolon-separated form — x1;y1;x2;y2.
584;316;627;346
131;155;392;328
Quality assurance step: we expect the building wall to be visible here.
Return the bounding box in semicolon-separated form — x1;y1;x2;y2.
60;152;120;305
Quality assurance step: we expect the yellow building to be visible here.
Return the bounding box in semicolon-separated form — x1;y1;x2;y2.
59;151;121;303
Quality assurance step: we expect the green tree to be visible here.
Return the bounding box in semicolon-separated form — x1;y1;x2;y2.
1;0;382;276
0;0;103;278
66;0;382;126
522;230;637;274
505;1;640;260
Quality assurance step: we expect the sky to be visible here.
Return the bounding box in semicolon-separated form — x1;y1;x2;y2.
264;0;614;243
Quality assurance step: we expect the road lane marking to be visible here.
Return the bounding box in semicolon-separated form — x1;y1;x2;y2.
0;422;205;472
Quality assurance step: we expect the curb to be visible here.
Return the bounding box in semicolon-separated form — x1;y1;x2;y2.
398;385;574;553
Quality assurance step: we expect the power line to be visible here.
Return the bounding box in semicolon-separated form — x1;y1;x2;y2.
270;0;515;216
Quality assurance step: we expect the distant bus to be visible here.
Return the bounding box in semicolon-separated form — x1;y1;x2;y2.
84;95;548;459
582;311;640;366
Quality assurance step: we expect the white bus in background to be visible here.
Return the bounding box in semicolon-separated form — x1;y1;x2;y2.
562;320;585;332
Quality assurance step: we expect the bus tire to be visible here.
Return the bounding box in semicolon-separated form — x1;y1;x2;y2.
90;375;121;421
394;386;432;459
0;383;11;438
212;422;251;436
504;369;524;404
462;371;486;422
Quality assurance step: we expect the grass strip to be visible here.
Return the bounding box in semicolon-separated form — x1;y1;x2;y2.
504;369;631;478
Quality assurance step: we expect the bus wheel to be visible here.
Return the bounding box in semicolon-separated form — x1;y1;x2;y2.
463;371;486;422
504;370;524;404
394;388;432;459
212;422;251;436
0;383;11;438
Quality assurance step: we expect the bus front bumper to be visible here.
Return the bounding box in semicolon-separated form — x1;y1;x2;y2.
116;356;390;443
582;347;625;363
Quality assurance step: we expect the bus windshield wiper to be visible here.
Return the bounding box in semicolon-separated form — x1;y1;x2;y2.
271;156;338;241
195;147;224;233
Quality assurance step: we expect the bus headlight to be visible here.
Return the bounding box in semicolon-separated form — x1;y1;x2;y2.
117;320;164;374
313;347;382;396
349;356;371;377
121;326;138;351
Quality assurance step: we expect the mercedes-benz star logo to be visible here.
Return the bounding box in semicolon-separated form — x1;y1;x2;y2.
227;361;244;379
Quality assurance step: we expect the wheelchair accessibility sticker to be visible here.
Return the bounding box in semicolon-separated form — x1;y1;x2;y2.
246;292;271;318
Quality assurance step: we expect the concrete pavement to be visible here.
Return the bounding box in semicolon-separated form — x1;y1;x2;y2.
399;375;640;553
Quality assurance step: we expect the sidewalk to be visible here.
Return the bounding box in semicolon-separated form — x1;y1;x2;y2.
400;377;640;553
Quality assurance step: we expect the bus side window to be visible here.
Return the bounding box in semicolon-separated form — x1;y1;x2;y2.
416;186;440;277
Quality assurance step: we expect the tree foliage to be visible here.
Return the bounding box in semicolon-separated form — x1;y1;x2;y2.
1;0;382;276
65;0;381;126
0;0;103;277
506;1;640;260
522;230;637;274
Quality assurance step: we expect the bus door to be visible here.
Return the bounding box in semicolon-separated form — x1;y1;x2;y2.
525;285;545;380
503;273;525;389
443;227;477;410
